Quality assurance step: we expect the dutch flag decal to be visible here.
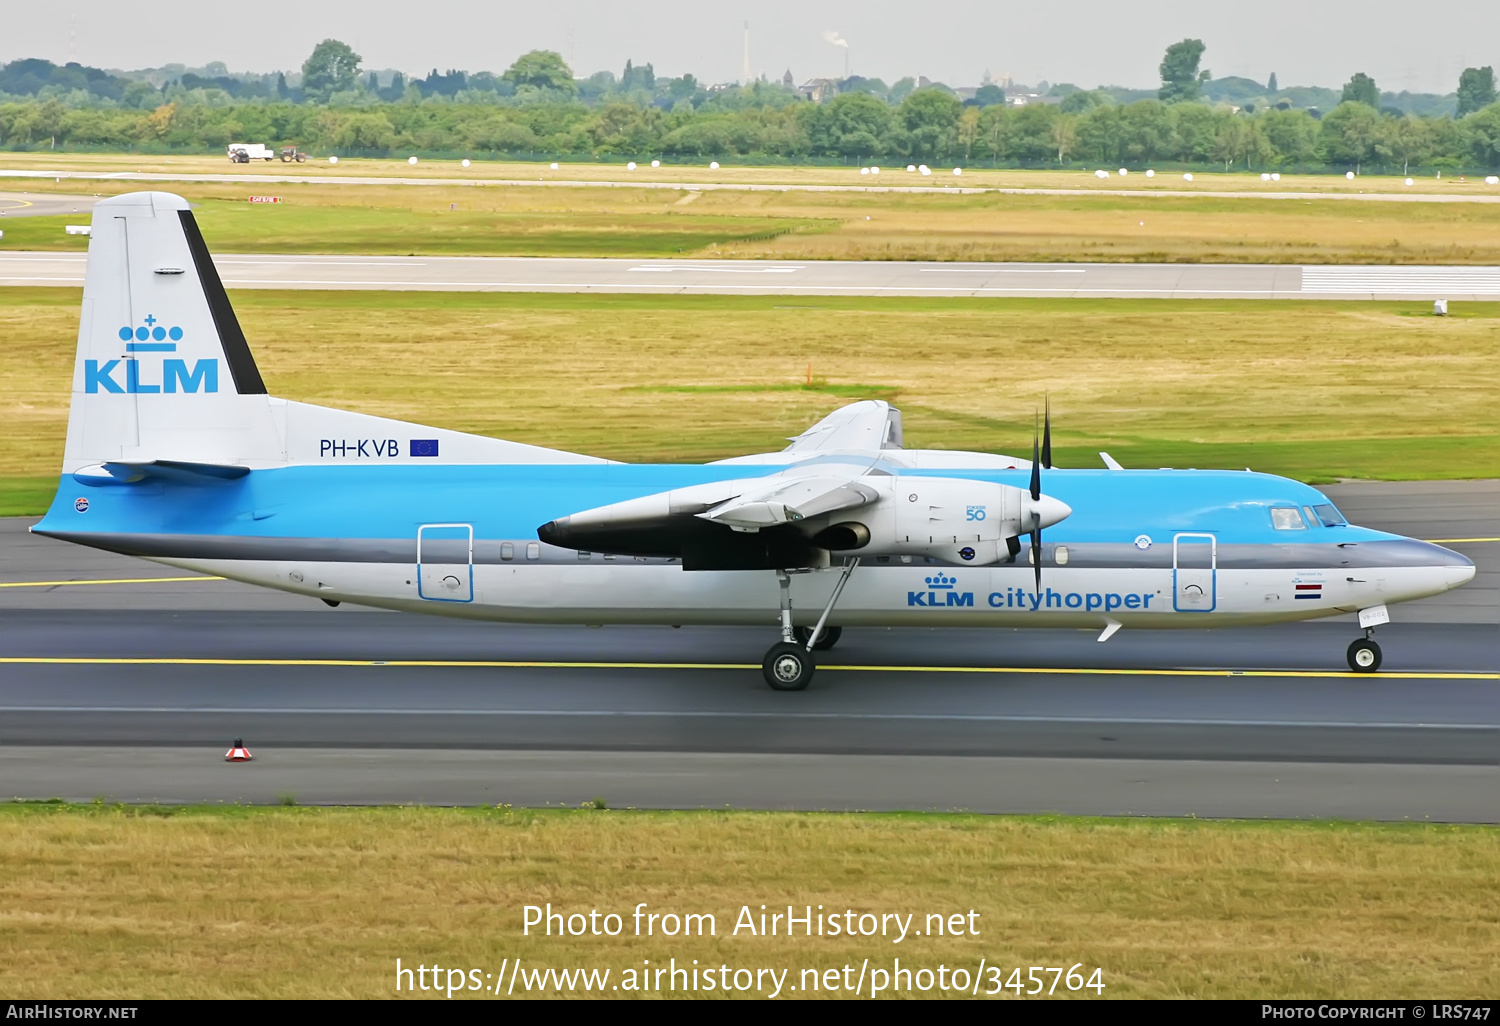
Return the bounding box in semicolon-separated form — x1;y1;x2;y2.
1295;583;1324;600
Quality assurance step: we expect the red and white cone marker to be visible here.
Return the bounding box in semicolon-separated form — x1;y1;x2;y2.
225;737;253;762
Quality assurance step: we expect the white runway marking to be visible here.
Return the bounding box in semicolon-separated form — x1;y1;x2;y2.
918;267;1087;273
1300;266;1500;294
627;264;804;273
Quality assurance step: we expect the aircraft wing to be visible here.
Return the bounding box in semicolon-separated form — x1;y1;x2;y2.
697;474;880;530
537;458;884;569
537;401;1072;571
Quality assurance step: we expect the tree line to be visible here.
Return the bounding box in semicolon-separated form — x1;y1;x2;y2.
1;41;1497;172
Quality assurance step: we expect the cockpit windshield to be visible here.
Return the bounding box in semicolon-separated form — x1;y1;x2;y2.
1311;503;1348;527
1270;507;1307;530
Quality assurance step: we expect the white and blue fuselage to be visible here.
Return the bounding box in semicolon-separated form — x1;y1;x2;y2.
36;461;1472;630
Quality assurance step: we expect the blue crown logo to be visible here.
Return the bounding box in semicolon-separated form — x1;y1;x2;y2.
925;574;957;588
118;315;183;350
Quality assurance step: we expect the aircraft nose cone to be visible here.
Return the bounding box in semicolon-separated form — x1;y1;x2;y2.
1446;562;1477;589
537;518;568;546
1030;494;1072;530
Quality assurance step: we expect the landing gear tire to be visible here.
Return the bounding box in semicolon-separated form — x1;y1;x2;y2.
793;625;842;651
1347;638;1382;673
763;642;815;691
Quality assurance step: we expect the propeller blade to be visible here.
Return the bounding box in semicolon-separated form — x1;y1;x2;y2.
1030;526;1042;592
1042;395;1053;470
1029;424;1041;503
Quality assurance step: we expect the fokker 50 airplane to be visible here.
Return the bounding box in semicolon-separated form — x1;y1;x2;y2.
33;192;1476;689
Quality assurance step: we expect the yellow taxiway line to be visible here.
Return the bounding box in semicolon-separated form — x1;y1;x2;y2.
0;656;1494;680
1426;537;1500;544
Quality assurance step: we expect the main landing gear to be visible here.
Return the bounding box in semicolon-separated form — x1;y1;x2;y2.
793;625;843;651
762;560;858;691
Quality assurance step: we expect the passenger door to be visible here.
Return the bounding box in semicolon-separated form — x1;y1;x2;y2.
417;523;473;603
1173;533;1216;612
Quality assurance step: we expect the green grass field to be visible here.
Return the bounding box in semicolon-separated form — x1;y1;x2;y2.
9;174;1500;262
4;150;1497;195
3;288;1496;516
1;803;1496;999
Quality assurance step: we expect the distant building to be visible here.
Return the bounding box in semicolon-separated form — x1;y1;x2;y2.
1005;90;1056;107
799;78;839;103
782;68;794;88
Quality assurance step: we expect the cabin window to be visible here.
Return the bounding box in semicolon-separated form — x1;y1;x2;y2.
1270;507;1307;530
501;542;514;561
526;542;540;560
577;550;592;561
1054;545;1070;565
1311;503;1348;527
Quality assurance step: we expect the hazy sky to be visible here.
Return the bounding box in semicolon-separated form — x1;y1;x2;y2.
7;1;1497;95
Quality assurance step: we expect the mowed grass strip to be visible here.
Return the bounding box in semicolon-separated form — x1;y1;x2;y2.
0;804;1496;999
8;177;1500;262
4;150;1495;195
3;290;1496;513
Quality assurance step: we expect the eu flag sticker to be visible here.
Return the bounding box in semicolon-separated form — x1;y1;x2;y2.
410;439;439;458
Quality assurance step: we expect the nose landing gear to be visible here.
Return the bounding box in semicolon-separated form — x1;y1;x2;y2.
1347;632;1382;673
761;560;858;691
1347;604;1390;673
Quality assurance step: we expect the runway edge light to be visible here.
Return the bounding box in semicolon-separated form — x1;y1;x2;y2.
225;738;253;762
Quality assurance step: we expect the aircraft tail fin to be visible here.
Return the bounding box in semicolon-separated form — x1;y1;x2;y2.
64;191;280;471
62;190;606;473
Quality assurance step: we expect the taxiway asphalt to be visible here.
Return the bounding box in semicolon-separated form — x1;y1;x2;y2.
0;192;97;219
4;251;1500;300
1;481;1494;818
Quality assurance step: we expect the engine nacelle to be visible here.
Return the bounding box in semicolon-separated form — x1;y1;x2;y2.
813;476;1067;566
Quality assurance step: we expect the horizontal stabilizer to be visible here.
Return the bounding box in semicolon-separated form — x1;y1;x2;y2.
74;460;252;486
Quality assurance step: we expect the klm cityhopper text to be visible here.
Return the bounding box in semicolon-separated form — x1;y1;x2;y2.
909;577;1157;612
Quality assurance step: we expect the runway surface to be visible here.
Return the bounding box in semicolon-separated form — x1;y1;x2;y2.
5;251;1499;299
1;481;1494;818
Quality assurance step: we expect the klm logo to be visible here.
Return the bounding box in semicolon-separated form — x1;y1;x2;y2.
908;573;975;607
85;316;217;394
